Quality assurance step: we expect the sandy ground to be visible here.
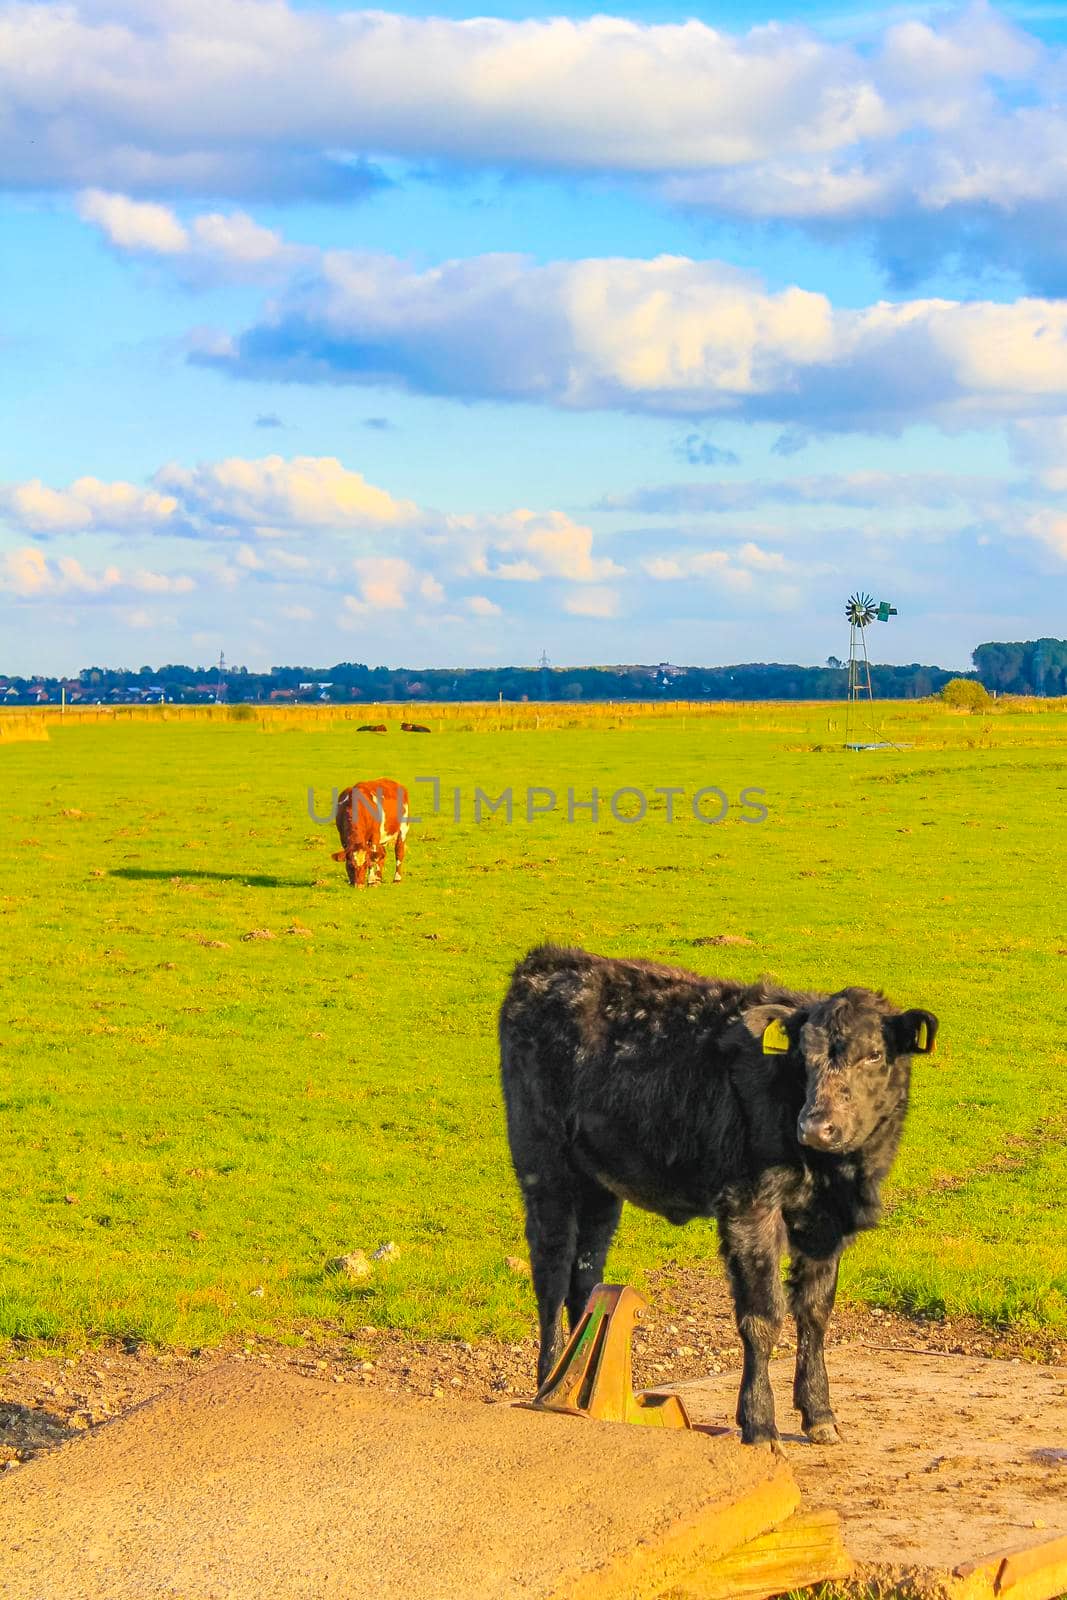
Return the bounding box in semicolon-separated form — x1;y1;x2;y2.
663;1346;1067;1573
0;1363;797;1600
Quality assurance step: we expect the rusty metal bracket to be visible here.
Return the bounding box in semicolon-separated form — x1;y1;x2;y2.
527;1284;692;1428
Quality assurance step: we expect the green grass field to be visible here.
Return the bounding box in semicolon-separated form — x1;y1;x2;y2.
1;699;1064;1352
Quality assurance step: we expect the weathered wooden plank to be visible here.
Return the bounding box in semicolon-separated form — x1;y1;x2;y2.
950;1533;1067;1600
554;1471;802;1600
659;1508;853;1600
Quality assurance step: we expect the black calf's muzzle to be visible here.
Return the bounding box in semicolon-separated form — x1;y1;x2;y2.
798;1114;843;1152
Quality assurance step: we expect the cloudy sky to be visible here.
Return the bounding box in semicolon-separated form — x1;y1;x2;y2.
4;0;1067;673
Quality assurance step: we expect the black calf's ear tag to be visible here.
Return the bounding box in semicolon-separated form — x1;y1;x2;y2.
762;1018;791;1054
897;1009;939;1055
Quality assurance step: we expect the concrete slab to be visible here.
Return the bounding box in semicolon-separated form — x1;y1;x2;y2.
661;1344;1067;1573
0;1363;799;1600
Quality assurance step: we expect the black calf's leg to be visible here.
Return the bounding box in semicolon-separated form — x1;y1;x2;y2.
566;1175;622;1332
718;1207;786;1446
502;1063;583;1391
787;1248;842;1444
520;1176;579;1388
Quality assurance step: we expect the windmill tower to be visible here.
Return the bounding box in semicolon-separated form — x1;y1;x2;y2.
844;593;897;748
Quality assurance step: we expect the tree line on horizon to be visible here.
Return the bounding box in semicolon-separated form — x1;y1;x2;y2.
2;638;1062;705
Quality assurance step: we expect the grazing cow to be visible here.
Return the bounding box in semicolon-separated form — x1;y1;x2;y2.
332;778;409;886
400;722;431;733
357;724;388;733
499;944;937;1448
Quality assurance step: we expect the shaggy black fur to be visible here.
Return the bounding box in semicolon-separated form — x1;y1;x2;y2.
499;944;938;1447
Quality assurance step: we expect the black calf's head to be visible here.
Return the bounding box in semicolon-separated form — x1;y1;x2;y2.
753;988;938;1154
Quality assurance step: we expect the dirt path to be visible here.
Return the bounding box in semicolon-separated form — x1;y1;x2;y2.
665;1347;1067;1574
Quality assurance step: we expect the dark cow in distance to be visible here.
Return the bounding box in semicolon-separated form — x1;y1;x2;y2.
401;722;431;733
499;944;937;1448
332;778;409;886
357;724;387;733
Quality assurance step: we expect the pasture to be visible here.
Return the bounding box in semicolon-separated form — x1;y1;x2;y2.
0;698;1064;1354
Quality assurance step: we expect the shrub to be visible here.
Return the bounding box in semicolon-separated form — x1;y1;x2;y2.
227;703;257;722
940;678;993;712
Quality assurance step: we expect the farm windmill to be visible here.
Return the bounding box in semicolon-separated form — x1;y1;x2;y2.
844;592;897;748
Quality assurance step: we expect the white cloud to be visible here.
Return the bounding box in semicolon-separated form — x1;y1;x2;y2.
0;4;894;193
2;548;52;596
644;557;686;580
199;248;851;415
189;240;1067;429
0;547;195;599
600;471;1012;514
689;553;754;592
153;455;417;537
0;4;1040;188
1021;510;1067;561
77;189;189;254
77;188;308;285
189;210;289;267
737;541;790;572
668;161;892;222
466;508;624;583
0;457;628;610
0;476;178;535
12;3;1067;283
641;543;799;592
119;606;167;630
23;443;1059;658
127;568;196;594
347;556;414;611
44;553;121;595
343;555;450;613
563;586;620;618
18;2;1067;285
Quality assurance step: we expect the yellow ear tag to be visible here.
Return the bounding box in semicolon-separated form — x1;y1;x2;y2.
762;1018;791;1055
915;1020;929;1051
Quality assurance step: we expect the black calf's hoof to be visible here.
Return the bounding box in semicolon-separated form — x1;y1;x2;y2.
806;1420;842;1446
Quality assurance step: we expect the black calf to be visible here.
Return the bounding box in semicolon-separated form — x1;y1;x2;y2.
499;944;937;1446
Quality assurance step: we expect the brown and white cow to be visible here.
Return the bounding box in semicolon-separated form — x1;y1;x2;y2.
332;778;409;886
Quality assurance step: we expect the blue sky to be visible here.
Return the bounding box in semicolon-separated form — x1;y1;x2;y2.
2;0;1067;673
